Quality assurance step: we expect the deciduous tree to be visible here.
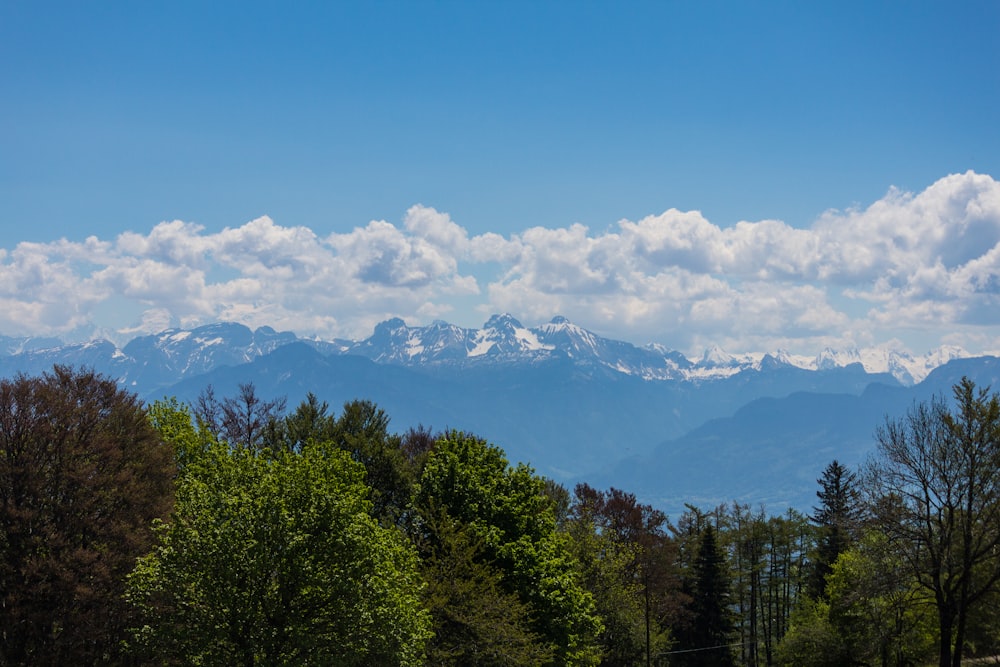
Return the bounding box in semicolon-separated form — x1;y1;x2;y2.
415;431;602;665
0;366;173;664
866;378;1000;667
127;412;430;665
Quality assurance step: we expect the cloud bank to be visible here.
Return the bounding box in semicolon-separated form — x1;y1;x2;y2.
3;171;1000;356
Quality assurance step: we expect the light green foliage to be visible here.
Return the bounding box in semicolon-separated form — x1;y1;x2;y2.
146;397;217;473
567;484;677;666
267;397;416;525
775;597;848;667
868;378;1000;666
566;511;657;665
126;421;430;665
415;431;603;665
825;531;935;666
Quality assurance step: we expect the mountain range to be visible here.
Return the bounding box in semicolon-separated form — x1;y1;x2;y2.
1;315;996;516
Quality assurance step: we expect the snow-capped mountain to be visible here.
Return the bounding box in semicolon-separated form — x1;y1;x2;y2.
2;315;996;512
347;314;687;379
0;314;980;395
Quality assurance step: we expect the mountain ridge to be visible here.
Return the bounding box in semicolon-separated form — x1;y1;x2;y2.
3;316;998;513
0;315;970;393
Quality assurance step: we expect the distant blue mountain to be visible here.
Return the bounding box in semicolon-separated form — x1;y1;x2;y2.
602;356;1000;516
1;317;997;514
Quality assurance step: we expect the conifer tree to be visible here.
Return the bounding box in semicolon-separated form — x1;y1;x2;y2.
808;460;860;599
675;525;736;667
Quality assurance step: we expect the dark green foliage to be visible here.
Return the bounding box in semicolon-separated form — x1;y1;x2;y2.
280;391;337;450
675;525;736;667
414;431;603;665
0;366;174;664
808;460;860;600
330;399;415;524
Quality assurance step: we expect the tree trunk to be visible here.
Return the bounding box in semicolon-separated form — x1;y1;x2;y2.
952;608;966;667
939;612;953;667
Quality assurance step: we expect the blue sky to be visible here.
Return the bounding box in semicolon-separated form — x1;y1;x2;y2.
2;2;1000;357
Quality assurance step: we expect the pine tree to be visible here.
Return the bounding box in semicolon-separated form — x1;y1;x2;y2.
676;525;735;667
808;460;860;599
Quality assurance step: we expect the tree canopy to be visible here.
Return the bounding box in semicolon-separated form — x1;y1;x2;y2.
127;399;431;665
867;378;1000;667
0;366;174;664
414;430;603;665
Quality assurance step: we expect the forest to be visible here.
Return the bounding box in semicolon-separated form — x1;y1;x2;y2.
1;365;1000;666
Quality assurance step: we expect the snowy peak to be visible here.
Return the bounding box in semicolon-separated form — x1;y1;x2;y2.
471;313;552;358
0;316;988;394
816;347;861;371
344;314;981;385
700;345;735;368
349;314;691;380
123;322;300;376
536;315;601;356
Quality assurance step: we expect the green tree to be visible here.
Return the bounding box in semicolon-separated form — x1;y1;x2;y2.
279;392;336;451
808;460;861;600
675;525;736;667
126;415;430;665
416;503;552;666
867;378;1000;667
568;484;679;666
414;431;602;665
0;366;174;664
775;597;849;667
825;531;936;666
331;399;415;525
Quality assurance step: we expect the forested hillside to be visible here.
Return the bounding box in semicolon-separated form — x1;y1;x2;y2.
2;367;999;665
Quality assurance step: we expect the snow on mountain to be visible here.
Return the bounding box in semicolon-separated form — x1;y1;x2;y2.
784;344;970;385
122;322;302;377
0;316;986;393
469;313;553;358
0;334;66;355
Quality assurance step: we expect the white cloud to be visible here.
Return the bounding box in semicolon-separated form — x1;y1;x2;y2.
1;172;1000;355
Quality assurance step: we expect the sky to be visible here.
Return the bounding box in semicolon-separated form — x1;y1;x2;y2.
2;1;999;357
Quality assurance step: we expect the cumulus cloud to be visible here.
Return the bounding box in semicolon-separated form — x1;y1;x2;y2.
2;173;1000;355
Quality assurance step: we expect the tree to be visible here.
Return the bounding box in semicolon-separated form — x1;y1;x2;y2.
414;431;602;665
0;366;174;664
825;530;936;666
866;378;1000;667
416;503;552;666
808;460;861;600
674;525;736;667
126;411;430;665
727;504;811;667
568;484;679;666
267;397;418;525
331;399;415;525
775;597;849;667
279;391;337;451
195;381;286;449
